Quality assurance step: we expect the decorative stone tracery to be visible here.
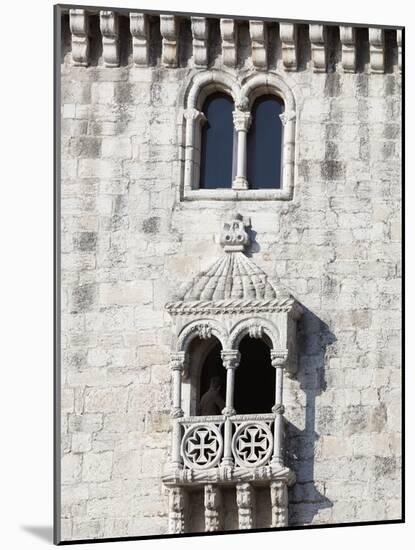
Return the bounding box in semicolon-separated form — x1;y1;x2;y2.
163;214;303;532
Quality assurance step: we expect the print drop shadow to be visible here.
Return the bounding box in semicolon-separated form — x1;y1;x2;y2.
285;306;335;524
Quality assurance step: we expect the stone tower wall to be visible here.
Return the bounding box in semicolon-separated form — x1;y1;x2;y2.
59;8;402;541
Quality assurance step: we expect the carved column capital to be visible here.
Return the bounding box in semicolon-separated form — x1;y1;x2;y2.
184;108;207;125
233;110;252;132
170;352;186;371
221;350;240;369
270;349;288;368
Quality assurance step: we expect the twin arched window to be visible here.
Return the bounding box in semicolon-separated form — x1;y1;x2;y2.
199;92;284;190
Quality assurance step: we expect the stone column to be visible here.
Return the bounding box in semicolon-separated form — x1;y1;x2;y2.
168;486;187;534
270;480;288;527
184;108;207;191
270;350;288;468
221;350;240;467
170;352;185;469
236;482;255;529
232;111;251;190
204;484;223;531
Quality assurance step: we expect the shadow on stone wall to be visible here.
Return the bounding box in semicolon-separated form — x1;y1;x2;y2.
285;306;335;525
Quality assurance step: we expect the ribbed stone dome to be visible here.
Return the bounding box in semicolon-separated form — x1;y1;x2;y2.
178;251;279;302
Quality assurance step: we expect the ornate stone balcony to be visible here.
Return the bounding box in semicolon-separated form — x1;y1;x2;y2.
162;215;302;532
163;413;294;486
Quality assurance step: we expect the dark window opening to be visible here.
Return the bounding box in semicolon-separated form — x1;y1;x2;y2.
234;336;275;414
199;341;226;415
247;95;284;189
200;92;234;189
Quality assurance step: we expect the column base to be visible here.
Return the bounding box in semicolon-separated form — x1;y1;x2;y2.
232;176;249;190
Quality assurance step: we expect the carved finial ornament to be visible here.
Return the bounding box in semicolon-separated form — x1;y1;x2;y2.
220;213;251;252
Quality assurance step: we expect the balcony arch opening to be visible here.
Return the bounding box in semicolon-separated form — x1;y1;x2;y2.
198;339;226;415
234;335;275;414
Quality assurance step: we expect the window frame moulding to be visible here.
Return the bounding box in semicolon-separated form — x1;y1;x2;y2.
179;71;297;202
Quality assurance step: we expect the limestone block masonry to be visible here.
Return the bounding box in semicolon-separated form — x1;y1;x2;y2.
59;7;402;541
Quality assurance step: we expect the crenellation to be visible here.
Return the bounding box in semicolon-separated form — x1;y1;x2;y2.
339;26;356;73
100;11;120;68
130;13;149;67
191;17;209;68
309;24;327;72
369;28;385;73
160;15;178;67
279;23;297;71
220;18;238;68
249;20;268;69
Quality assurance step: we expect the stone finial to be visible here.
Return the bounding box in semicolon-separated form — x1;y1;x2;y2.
220;19;238;67
219;214;250;252
130;13;149;67
340;26;356;73
280;23;297;71
249;20;268;69
100;11;120;67
310;24;327;72
369;28;385;73
69;9;89;67
191;17;209;67
160;15;178;67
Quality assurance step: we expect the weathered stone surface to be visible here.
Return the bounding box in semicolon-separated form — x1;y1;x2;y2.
60;8;402;541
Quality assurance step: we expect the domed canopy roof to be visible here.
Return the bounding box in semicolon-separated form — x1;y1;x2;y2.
178;251;281;302
166;214;299;316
